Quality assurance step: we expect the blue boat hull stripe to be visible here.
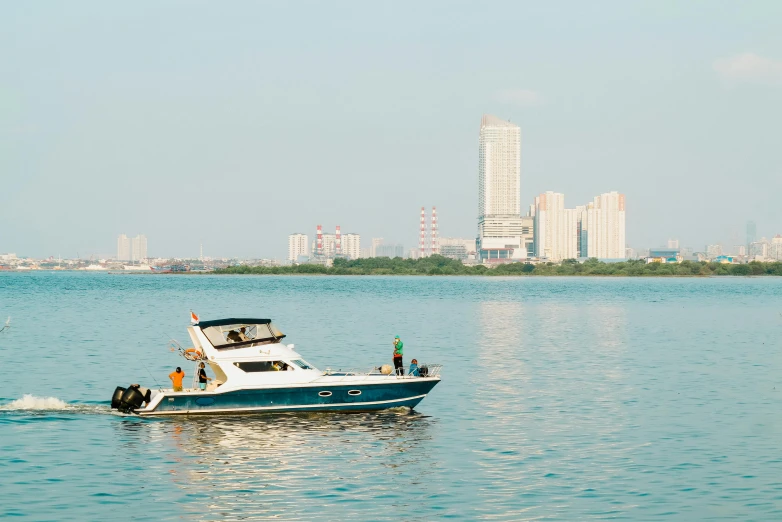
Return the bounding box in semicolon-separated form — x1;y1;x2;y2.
138;393;429;416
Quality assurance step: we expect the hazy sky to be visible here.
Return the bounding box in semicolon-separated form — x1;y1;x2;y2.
2;1;781;259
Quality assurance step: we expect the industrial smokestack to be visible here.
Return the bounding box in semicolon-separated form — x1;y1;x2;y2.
419;207;426;257
317;224;323;256
431;207;438;255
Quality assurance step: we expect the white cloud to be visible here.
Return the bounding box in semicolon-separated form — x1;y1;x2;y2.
495;89;544;107
713;52;782;86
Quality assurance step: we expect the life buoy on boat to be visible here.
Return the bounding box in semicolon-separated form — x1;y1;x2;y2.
183;348;203;360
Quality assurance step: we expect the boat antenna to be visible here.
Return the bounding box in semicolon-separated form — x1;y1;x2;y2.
141;359;163;389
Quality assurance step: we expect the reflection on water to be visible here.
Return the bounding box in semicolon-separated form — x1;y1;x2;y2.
115;411;436;520
473;300;633;519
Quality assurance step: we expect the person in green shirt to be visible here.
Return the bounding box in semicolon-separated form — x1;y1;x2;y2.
393;335;404;375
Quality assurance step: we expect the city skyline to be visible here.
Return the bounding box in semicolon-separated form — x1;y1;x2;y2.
2;2;781;258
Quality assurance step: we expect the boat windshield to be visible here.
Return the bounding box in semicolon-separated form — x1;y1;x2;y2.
202;322;285;349
290;359;315;370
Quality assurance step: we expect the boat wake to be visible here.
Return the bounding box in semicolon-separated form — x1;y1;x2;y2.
0;394;114;415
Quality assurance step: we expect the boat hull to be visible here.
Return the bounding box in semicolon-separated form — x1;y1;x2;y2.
138;378;440;416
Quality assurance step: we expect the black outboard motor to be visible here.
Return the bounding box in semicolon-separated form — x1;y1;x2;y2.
114;384;151;413
111;386;126;410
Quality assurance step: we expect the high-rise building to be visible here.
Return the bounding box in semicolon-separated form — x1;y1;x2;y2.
479;115;521;220
131;235;148;261
117;234;130;261
667;239;679;249
770;235;782;261
746;221;757;251
316;233;337;258
341;233;361;260
533;191;625;261
371;238;384;258
288;233;309;262
477;115;525;262
749;239;769;260
533;192;577;261
584;192;626;259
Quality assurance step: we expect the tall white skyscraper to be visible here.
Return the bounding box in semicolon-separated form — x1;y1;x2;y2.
288;233;309;262
478;115;525;261
342;233;361;260
131;234;148;261
117;234;130;261
479;114;521;219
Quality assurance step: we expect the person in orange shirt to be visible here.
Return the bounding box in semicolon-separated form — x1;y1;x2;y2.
169;366;185;392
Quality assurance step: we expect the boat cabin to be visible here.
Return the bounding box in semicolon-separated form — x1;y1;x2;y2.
182;318;320;392
196;318;286;350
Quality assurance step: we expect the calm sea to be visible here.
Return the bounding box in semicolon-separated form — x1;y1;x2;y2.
1;272;782;521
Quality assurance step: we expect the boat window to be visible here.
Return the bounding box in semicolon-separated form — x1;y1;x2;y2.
234;361;287;372
202;322;285;349
291;359;314;370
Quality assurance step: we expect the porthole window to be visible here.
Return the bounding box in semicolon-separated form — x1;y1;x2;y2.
348;390;361;396
318;391;332;397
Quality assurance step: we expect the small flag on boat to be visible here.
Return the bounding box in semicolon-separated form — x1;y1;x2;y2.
190;310;199;324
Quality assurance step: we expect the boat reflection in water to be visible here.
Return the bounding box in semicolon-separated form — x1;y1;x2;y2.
116;411;438;519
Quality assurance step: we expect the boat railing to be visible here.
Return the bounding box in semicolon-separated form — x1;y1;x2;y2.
317;363;442;381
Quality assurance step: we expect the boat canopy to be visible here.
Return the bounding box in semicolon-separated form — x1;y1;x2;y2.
199;319;285;349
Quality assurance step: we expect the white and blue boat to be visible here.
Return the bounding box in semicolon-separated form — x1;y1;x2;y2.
111;317;442;416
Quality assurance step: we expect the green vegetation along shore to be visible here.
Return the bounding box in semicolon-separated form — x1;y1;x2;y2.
215;256;782;276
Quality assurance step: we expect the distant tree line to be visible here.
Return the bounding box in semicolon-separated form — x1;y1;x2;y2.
214;256;782;277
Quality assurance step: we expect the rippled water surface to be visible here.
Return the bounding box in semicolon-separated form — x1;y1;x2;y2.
2;273;782;520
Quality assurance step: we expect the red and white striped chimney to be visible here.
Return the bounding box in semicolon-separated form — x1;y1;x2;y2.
335;225;342;256
419;207;426;257
316;224;323;256
431;206;438;255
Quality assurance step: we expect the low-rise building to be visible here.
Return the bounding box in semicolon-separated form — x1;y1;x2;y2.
646;248;681;264
706;244;723;259
439;237;476;261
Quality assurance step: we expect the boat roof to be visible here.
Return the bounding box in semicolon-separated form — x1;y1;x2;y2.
196;318;272;327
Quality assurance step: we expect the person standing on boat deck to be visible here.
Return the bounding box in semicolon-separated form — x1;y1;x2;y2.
198;362;211;391
393;335;404;375
169;367;185;392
